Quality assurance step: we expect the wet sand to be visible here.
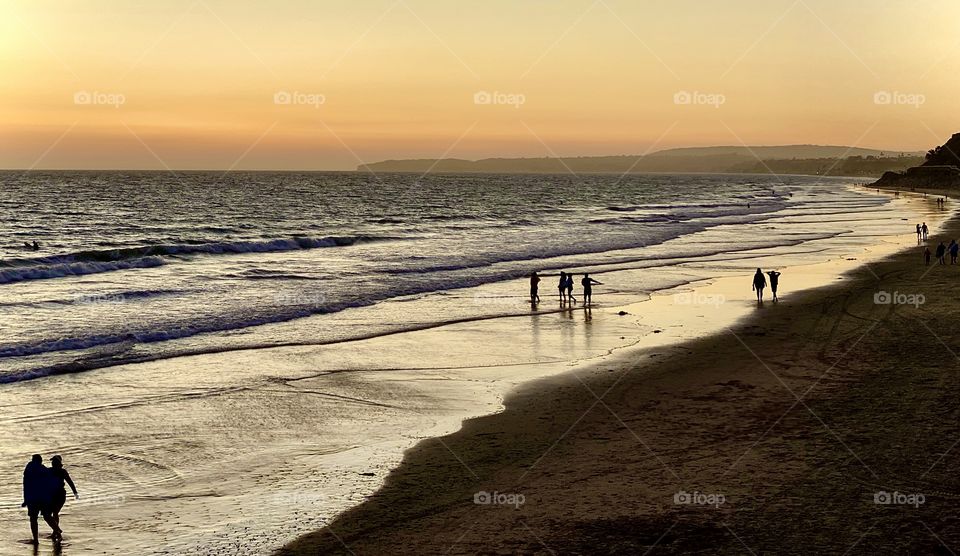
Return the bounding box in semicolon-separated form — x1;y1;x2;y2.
280;193;960;554
0;188;947;555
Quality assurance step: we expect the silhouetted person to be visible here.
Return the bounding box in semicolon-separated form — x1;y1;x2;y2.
32;240;39;251
917;224;922;244
581;274;602;306
529;272;541;304
922;222;929;241
936;242;947;265
558;272;568;304
48;456;77;539
752;268;766;304
565;273;576;305
951;240;959;265
924;246;931;266
22;455;58;545
766;270;782;302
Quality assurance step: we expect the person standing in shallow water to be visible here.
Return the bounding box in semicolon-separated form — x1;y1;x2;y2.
581;273;602;306
752;268;767;304
529;272;541;304
558;272;568;304
917;224;922;244
565;273;576;305
922;222;929;241
766;270;782;302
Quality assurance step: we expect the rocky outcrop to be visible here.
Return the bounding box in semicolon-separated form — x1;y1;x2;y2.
874;133;960;188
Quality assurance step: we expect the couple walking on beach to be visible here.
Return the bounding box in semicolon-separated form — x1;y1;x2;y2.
928;240;960;265
752;269;781;304
22;454;79;545
528;271;601;306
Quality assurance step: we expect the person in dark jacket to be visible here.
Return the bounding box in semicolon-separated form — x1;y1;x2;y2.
22;455;59;544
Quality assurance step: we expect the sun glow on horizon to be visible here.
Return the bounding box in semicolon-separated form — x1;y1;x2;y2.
2;0;960;170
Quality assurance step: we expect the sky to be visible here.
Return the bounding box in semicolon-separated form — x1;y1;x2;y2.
2;0;959;170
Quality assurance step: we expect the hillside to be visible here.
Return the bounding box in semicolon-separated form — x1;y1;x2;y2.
359;145;921;176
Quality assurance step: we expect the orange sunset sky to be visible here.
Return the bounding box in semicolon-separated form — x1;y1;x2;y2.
2;0;959;170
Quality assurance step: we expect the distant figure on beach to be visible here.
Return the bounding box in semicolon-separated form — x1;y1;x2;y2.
766;270;782;302
22;455;58;545
951;241;959;265
752;268;767;303
581;274;602;306
565;273;576;305
922;222;929;241
924;246;932;266
558;272;568;304
529;272;541;304
916;224;922;244
936;242;947;265
48;456;78;537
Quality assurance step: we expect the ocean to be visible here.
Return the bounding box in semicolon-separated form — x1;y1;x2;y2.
0;171;928;554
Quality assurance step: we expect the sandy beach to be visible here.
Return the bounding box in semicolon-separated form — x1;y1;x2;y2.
280;192;960;554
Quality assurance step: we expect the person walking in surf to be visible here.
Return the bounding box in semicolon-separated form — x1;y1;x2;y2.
565;273;576;305
752;268;767;304
558;272;568;304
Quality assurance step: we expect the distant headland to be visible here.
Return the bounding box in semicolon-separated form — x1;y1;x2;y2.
359;145;923;177
874;133;960;189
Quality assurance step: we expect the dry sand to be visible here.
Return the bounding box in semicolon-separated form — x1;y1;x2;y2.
280;202;960;554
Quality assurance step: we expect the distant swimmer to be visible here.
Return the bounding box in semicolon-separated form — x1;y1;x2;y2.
766;270;782;302
581;274;602;306
558;271;568;304
23;241;39;251
752;268;767;304
565;273;577;305
529;271;541;304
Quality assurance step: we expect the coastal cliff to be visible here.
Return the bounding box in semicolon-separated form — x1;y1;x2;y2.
874;132;960;188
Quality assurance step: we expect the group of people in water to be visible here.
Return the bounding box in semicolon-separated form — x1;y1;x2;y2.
529;271;602;306
21;454;78;545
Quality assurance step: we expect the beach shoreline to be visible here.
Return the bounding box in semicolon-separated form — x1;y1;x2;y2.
279;191;960;554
